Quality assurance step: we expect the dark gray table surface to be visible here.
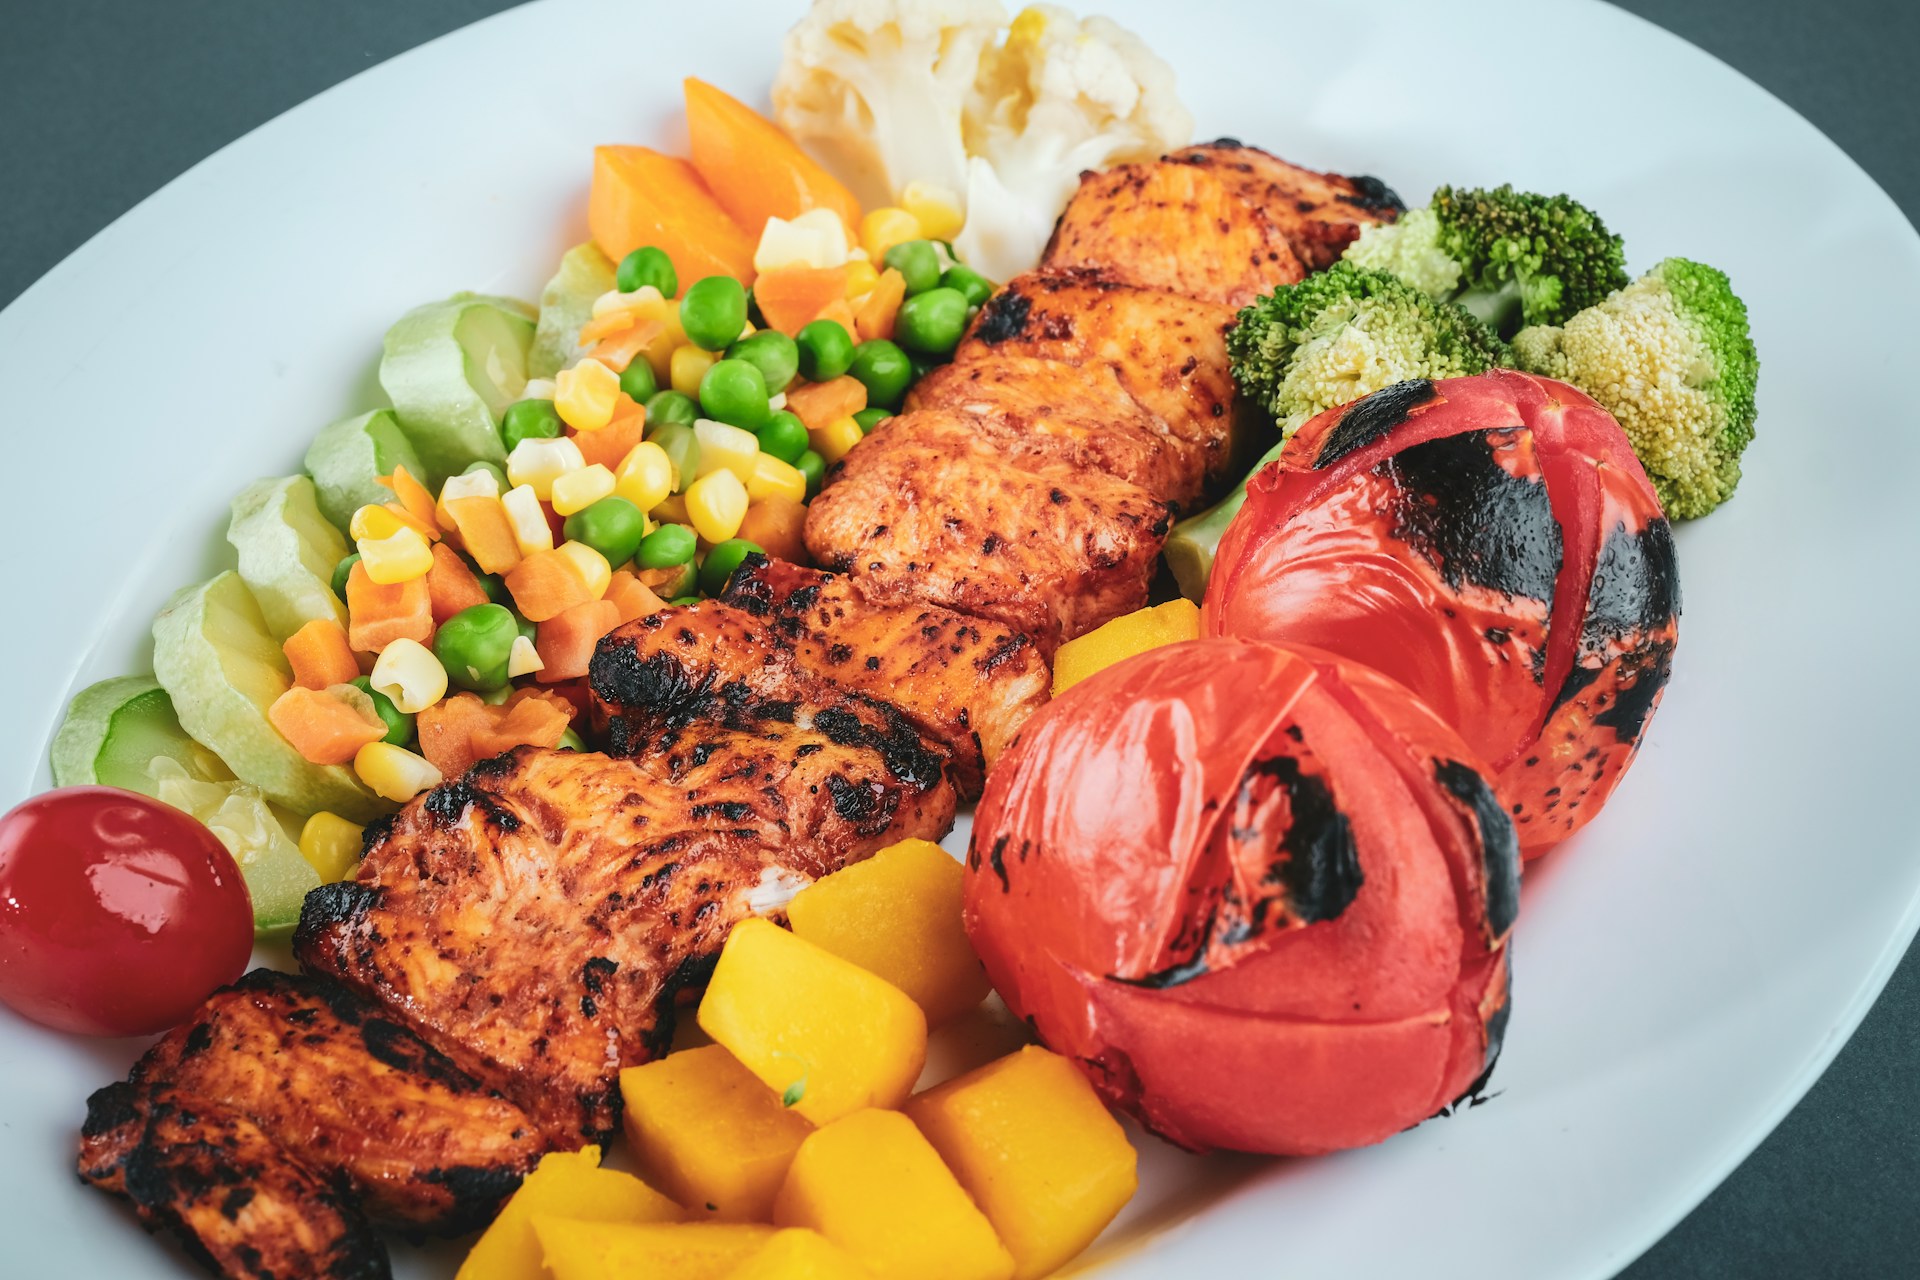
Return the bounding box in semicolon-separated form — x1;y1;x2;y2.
4;2;1915;1275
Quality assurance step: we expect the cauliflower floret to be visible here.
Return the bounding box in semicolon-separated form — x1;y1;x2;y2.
773;0;1009;212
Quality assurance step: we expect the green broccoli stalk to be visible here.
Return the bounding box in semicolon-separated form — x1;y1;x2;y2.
1513;257;1757;520
1345;185;1629;337
1164;264;1510;599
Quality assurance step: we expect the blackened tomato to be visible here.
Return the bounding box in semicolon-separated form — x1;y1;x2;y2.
0;786;252;1036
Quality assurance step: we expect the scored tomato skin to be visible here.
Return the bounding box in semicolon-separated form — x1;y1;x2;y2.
0;787;253;1037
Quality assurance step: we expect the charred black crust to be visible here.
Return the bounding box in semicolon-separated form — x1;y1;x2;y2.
417;1164;525;1235
1313;379;1436;469
1384;427;1562;603
293;881;379;953
1434;759;1522;937
810;701;947;791
82;1079;144;1141
590;643;702;720
1594;639;1675;745
972;290;1033;344
1337;174;1405;213
1245;756;1364;924
1583;518;1682;644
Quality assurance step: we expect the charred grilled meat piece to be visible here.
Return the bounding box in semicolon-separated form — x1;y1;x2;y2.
79;1083;388;1280
804;408;1172;654
296;740;951;1145
1174;141;1403;272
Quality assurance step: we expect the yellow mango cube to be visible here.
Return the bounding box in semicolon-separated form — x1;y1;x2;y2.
456;1146;679;1280
621;1043;814;1221
697;918;927;1126
535;1220;776;1280
773;1109;1013;1280
728;1228;874;1280
905;1048;1137;1280
787;839;988;1026
1050;598;1201;696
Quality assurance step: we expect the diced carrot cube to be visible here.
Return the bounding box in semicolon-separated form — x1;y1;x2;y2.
784;377;868;433
755;266;851;336
345;562;433;653
572;405;647;472
380;465;441;531
605;570;667;625
446;496;523;575
471;694;572;759
283;618;360;690
506;550;593;623
737;499;810;565
854;268;907;343
536;599;622;681
267;686;386;766
426;542;490;627
416;691;497;779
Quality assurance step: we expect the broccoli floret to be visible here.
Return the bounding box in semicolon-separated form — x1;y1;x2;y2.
1513;257;1757;520
1345;184;1629;337
1165;264;1510;598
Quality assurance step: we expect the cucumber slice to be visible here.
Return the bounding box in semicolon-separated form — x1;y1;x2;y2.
380;292;536;482
228;475;350;639
304;408;424;533
530;243;616;379
153;571;389;823
50;675;231;791
148;758;319;934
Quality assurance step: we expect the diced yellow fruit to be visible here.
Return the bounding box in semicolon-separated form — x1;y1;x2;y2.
773;1110;1013;1280
555;540;612;599
694;419;762;486
810;416;864;465
357;526;435;585
297;811;364;883
841;259;880;300
746;453;808;506
1050;598;1202;696
457;1146;680;1280
697;918;927;1126
672;345;720;399
617;441;676;511
728;1229;874;1280
685;469;750;544
621;1044;814;1222
501;484;556;556
551;463;616;516
905;1047;1137;1280
900;182;964;242
787;839;987;1026
507;436;587;501
349;503;409;543
353;741;442;803
860;207;922;264
535;1220;776;1280
555;357;622;432
369;637;447;714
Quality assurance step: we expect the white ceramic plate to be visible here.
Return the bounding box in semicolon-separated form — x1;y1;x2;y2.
2;0;1915;1275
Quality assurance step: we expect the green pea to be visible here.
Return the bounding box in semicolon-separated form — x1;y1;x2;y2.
477;569;509;605
501;398;563;450
618;357;658;404
680;275;748;351
463;460;509;491
615;246;676;297
909;349;943;380
433;603;520;693
330;553;361;598
646;389;699;427
756;411;811;465
941;264;993;308
848;339;913;409
514;613;537;646
350;677;414;746
557;727;587;752
796;319;855;382
652;561;698;600
698;358;771;431
853;407;891;435
563;496;647;567
882;239;942;295
700;539;765;597
727;330;800;393
637;522;698;569
745;286;767;330
648;421;700;491
481;682;516;706
895;287;970;356
795;449;827;498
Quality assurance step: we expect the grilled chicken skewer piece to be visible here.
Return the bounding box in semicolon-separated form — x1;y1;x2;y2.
79;969;544;1280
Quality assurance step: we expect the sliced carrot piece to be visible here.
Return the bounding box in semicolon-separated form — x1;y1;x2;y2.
344;562;432;654
536;599;622;681
738;497;811;566
755;265;851;335
471;695;572;759
378;465;441;531
814;297;858;336
683;77;863;238
445;496;523;576
283;618;361;690
605;569;667;624
416;692;497;779
785;376;869;432
506;549;593;623
426;542;490;626
267;686;385;766
590;145;756;284
571;404;647;472
855;267;907;343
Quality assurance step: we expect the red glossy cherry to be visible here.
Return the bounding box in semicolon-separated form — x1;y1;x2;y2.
0;786;252;1037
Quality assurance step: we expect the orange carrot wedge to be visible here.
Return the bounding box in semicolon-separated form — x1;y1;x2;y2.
605;570;667;624
571;405;647;472
344;563;433;654
855;267;907;342
785;375;869;432
738;497;811;565
267;687;386;765
536;599;622;681
426;542;489;626
506;549;594;623
590;145;756;284
417;692;497;779
683;77;863;238
756;265;851;335
470;695;571;759
283;618;361;690
445;496;523;576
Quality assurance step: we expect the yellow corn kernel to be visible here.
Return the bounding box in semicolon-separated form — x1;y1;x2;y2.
555;357;622;432
349;503;407;543
746;453;807;506
437;469;501;504
298;811;365;883
671;345;719;399
685;469;749;544
694;419;760;487
369;636;448;714
507;634;545;678
901;181;965;242
357;526;434;585
501;484;555;556
555;540;613;599
651;493;691;526
507;436;587;501
353;741;443;804
860;206;922;263
842;258;880;300
552;463;617;516
615;441;675;511
810;415;865;465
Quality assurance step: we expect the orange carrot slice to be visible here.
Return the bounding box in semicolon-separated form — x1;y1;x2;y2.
505;549;593;623
267;686;385;765
535;599;622;681
590;145;756;284
426;542;490;626
445;496;523;576
785;376;869;432
755;265;852;335
683;77;863;239
283;618;361;690
855;268;907;342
